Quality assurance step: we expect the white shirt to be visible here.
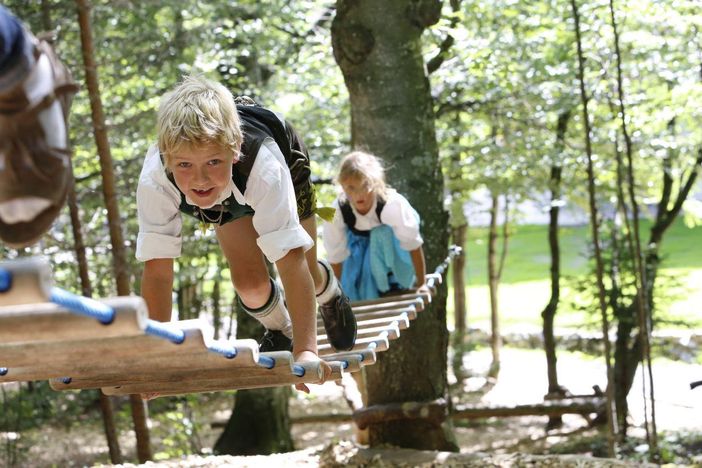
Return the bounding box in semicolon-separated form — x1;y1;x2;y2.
135;139;313;264
322;189;423;264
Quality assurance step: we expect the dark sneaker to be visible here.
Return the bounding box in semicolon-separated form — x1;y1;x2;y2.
319;291;357;351
0;31;78;247
259;329;293;353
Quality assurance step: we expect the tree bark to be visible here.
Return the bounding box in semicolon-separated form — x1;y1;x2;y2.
570;0;617;456
541;110;571;429
331;0;457;450
487;193;501;378
608;0;658;455
75;0;151;461
451;224;467;335
68;185;123;464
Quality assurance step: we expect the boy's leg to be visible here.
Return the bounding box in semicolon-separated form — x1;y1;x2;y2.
216;216;293;350
301;215;357;351
0;6;78;247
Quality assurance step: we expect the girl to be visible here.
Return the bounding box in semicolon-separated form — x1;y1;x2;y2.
323;151;427;301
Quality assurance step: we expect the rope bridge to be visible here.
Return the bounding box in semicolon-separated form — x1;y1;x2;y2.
0;247;459;396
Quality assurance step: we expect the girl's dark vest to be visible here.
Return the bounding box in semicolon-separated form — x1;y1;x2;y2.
339;198;386;237
168;104;308;223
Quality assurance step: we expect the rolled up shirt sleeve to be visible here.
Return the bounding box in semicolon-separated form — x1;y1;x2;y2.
322;199;350;264
245;141;313;263
135;146;183;261
380;193;424;252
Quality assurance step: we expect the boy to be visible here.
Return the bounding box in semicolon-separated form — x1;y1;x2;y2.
136;76;357;390
0;5;78;247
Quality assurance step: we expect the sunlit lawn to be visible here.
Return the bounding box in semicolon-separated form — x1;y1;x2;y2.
447;219;702;332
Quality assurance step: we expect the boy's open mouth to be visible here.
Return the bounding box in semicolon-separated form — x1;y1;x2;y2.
192;188;214;197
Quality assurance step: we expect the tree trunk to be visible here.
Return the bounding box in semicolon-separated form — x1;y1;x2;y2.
75;0;151;461
68;185;123;464
571;0;618;456
331;0;457;450
541;110;570;429
214;298;293;454
451;224;467;335
487;193;501;378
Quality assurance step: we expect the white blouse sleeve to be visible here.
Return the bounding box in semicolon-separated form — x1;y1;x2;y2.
322;198;350;264
244;141;313;263
135;146;183;261
379;192;423;251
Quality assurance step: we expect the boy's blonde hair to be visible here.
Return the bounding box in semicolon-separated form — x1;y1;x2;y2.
338;151;388;198
157;75;243;165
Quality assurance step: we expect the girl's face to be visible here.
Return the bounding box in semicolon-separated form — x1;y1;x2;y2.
168;142;238;208
341;175;375;215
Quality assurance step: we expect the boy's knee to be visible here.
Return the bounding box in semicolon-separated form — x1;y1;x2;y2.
235;278;272;309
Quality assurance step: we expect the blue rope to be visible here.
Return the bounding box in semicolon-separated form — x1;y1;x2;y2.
206;342;237;359
50;287;115;324
53;377;72;384
292;364;305;377
0;268;11;293
0;367;7;376
144;320;186;344
340;360;349;369
258;355;275;369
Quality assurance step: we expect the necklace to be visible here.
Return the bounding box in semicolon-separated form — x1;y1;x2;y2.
197;206;224;233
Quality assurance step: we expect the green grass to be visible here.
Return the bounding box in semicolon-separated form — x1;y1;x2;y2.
449;219;702;331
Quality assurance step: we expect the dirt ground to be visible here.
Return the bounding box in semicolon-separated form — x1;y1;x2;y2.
8;347;702;467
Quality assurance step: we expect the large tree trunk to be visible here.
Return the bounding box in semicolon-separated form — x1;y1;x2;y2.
75;0;151;461
331;0;457;450
214;298;293;454
541;110;571;429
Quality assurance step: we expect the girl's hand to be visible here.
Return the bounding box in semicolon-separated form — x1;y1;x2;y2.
293;350;333;393
416;283;432;296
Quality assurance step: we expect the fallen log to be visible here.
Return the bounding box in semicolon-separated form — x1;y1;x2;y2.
453;397;604;420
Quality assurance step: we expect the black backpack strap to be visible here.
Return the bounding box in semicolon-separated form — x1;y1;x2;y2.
375;197;386;219
340;197;386;237
235;104;293;193
339;200;358;232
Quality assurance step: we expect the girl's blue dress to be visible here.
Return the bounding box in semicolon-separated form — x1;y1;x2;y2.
340;224;416;301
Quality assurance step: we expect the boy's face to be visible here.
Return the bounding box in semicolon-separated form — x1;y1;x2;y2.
341;176;374;215
169;142;237;208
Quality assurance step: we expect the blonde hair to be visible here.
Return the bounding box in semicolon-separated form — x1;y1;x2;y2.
338;151;389;198
157;75;243;165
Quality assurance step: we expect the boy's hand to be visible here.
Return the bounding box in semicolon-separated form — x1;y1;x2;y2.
293;350;333;393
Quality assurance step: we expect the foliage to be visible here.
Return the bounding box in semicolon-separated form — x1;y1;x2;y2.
0;0;700;460
151;395;206;460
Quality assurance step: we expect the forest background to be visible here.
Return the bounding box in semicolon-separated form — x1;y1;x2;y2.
1;0;701;466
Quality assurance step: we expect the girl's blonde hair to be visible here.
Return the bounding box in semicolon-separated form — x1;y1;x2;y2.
338;151;389;198
157;75;243;166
